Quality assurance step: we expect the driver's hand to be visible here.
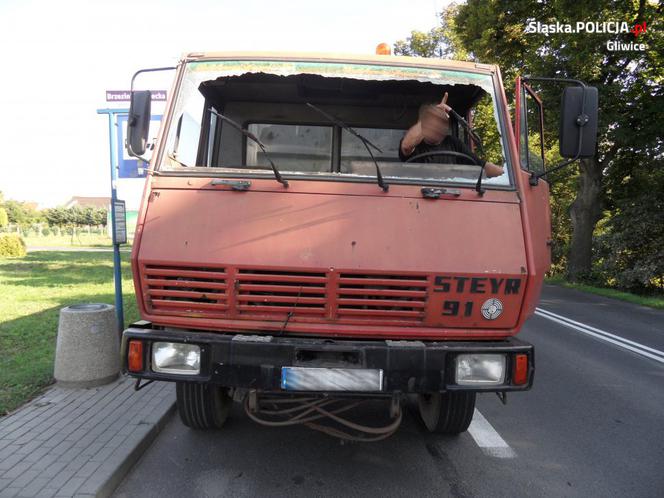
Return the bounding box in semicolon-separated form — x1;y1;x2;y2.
435;92;452;119
484;162;504;178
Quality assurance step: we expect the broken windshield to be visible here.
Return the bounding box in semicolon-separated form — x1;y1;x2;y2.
161;60;511;188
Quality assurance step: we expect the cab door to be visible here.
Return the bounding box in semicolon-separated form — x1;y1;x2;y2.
514;76;552;316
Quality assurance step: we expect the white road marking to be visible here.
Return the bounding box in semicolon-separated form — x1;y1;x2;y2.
535;307;664;365
468;409;516;458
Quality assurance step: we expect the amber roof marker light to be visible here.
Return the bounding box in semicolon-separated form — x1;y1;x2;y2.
376;43;391;55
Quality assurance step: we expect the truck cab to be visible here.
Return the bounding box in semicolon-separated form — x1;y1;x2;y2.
121;51;596;437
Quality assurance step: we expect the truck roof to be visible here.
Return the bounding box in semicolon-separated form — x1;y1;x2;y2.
182;51;497;75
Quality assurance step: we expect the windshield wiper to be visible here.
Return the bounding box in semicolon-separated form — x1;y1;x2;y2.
306;103;388;192
166;151;190;168
208;108;288;188
448;109;487;196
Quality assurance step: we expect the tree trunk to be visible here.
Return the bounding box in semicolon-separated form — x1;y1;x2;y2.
567;157;603;281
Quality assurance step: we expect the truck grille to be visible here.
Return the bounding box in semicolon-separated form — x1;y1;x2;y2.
143;265;229;317
337;273;428;322
235;269;327;316
142;265;429;324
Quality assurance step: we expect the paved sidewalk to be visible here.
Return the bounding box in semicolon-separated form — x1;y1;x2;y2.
0;376;174;498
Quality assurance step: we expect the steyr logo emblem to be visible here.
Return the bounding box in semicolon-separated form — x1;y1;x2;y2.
481;298;503;320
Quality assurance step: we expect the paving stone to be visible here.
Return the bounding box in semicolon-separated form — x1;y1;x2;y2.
73;460;101;479
15;439;43;456
0;440;14;452
44;468;76;491
0;487;21;498
16;476;51;497
26;450;57;470
33;488;58;498
0;445;22;461
1;459;30;479
54;476;85;497
40;459;69;479
7;469;40;489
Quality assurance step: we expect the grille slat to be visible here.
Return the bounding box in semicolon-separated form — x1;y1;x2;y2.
236;295;326;305
149;289;227;301
150;299;229;311
335;308;424;318
144;267;228;280
236;274;327;285
236;305;326;314
337;298;426;308
145;278;228;291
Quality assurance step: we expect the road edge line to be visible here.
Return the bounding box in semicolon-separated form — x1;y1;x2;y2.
535;309;664;364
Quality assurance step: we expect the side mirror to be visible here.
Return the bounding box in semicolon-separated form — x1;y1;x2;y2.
559;86;598;158
127;90;151;157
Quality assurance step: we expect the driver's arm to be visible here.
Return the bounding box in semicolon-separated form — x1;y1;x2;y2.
451;136;504;178
399;122;424;159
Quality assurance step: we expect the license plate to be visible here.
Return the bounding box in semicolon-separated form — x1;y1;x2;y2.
281;367;383;392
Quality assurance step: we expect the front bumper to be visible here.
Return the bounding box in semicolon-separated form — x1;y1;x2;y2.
121;323;534;393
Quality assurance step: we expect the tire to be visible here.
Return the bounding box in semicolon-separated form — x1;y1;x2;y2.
418;391;476;434
176;382;232;430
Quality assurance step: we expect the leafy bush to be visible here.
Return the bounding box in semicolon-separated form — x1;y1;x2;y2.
41;227;51;236
0;234;27;257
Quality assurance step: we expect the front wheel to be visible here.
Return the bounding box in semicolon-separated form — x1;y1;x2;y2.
418;391;476;434
176;382;232;430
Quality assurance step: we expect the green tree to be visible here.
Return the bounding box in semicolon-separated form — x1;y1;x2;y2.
0;207;8;229
452;0;662;282
394;4;468;59
3;200;39;225
396;0;663;290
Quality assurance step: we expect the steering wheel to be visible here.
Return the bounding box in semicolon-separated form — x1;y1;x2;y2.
404;150;481;165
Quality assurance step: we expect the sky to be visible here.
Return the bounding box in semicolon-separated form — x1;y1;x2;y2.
0;0;447;207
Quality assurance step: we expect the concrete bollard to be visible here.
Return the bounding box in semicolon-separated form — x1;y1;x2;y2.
54;303;120;388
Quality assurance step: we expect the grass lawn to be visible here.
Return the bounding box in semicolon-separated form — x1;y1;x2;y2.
0;251;138;415
546;277;664;310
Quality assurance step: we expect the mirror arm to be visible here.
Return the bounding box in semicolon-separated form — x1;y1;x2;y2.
130;66;177;92
529;156;578;185
530;122;585;186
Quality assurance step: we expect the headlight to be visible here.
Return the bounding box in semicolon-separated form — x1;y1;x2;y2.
152;342;200;375
455;354;506;386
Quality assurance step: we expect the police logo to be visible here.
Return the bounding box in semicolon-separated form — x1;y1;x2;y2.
481;298;503;320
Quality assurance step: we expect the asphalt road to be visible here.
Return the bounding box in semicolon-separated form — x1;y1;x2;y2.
114;285;664;498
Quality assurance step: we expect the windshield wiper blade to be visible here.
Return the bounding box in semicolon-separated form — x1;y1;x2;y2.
448;109;487;196
209;108;288;188
306;103;388;192
166;151;190;168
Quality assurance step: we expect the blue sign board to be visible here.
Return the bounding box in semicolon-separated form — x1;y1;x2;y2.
116;114;163;178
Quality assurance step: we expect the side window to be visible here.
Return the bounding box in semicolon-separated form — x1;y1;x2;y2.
340;128;403;173
519;83;545;174
170;88;205;166
245;124;333;172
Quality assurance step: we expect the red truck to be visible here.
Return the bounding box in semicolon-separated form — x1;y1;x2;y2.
122;51;597;439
